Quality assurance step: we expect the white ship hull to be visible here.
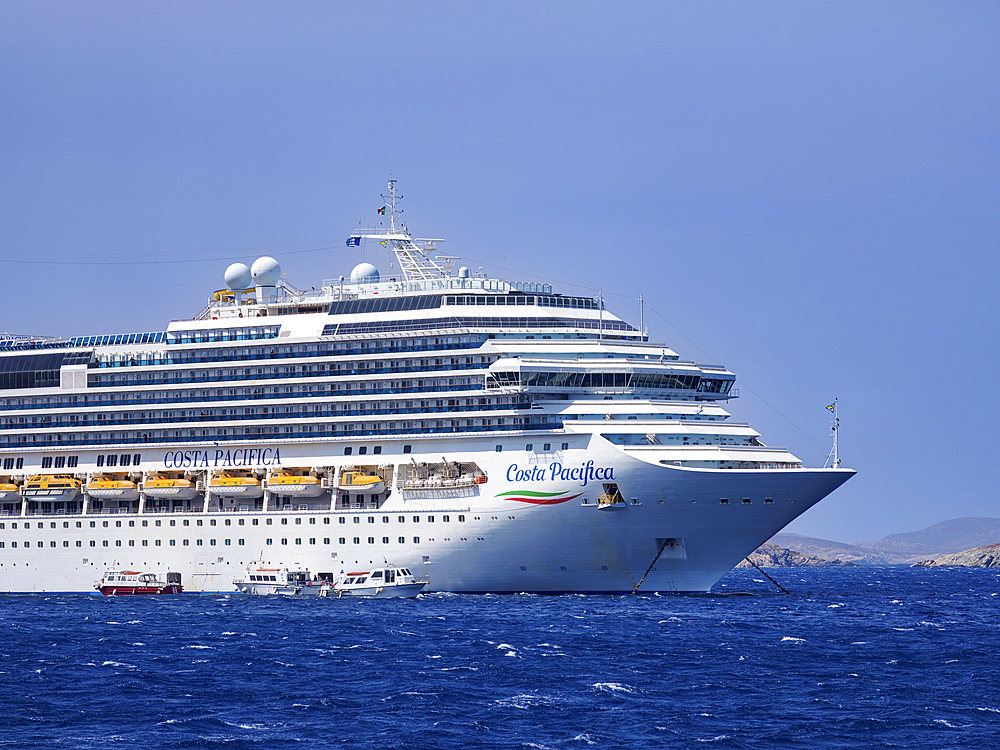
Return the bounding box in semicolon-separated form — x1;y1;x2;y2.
0;436;853;594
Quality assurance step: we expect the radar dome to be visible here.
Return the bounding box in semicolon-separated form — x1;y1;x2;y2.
250;256;281;286
350;262;380;285
458;266;470;279
224;263;252;291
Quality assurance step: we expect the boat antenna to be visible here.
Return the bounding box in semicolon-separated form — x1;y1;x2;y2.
823;399;840;468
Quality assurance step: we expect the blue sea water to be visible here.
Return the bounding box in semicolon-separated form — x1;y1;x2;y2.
2;567;999;749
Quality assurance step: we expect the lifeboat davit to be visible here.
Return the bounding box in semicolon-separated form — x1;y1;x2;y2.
143;474;200;500
338;471;386;495
267;470;324;498
209;472;264;499
21;475;82;502
87;475;140;501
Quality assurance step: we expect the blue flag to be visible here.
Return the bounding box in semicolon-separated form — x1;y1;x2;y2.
346;237;361;247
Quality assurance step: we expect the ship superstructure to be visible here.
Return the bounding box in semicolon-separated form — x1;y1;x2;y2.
0;181;853;593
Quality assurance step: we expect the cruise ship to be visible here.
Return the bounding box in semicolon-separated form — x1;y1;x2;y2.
0;182;854;594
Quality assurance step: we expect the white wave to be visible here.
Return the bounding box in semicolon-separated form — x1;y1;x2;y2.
497;643;515;650
571;733;597;745
976;707;1000;714
221;631;238;636
593;682;633;693
933;719;965;729
184;644;214;649
131;642;145;646
695;735;730;743
781;637;806;643
428;655;442;659
828;603;845;608
101;660;136;668
851;641;867;645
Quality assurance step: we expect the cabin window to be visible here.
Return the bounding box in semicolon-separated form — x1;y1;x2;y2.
373;446;382;455
398;536;405;544
403;445;411;454
323;538;330;544
96;455;104;468
155;540;160;546
561;443;569;451
266;538;272;545
382;537;389;544
295;538;301;545
183;539;189;546
280;538;287;545
443;516;450;522
398;516;405;524
295;518;301;525
412;516;419;523
495;445;502;452
238;539;245;545
168;540;175;546
358;447;367;455
344;447;352;455
413;537;419;544
338;537;345;544
54;456;65;468
458;515;465;522
353;537;359;544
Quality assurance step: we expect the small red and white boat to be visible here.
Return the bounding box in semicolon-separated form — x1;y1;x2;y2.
96;570;183;595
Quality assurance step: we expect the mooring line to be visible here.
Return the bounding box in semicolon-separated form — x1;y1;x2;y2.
744;557;791;595
632;540;669;594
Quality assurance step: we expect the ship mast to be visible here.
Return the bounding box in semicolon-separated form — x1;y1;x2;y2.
824;399;840;468
348;179;456;282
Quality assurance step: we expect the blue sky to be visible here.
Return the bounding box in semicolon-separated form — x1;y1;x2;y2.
1;2;997;542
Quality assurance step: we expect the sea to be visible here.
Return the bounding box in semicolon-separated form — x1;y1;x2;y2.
2;566;998;749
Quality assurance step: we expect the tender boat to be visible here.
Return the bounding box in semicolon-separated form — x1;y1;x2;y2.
337;470;386;495
142;473;199;500
86;474;140;501
96;570;183;595
210;471;264;498
233;562;326;595
267;469;325;497
21;475;82;502
326;563;427;598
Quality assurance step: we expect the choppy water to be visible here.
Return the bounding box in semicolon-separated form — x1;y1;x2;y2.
2;567;999;749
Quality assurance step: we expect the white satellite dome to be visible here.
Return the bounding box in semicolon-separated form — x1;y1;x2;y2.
250;256;281;286
350;262;380;285
224;263;252;292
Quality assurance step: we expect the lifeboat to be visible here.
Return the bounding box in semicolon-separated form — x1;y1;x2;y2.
0;476;20;502
143;474;200;500
338;470;386;495
86;474;140;501
21;475;82;502
209;471;264;499
267;469;324;498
